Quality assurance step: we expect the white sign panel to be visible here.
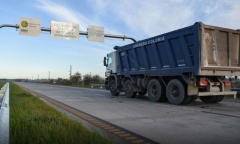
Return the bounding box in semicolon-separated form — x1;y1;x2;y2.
19;17;41;36
88;25;104;42
51;21;79;40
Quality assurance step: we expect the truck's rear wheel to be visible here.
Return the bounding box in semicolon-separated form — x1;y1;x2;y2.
199;96;218;103
166;79;186;105
200;95;224;103
215;95;224;102
147;79;166;102
193;96;198;101
109;79;119;96
182;96;194;105
124;80;136;98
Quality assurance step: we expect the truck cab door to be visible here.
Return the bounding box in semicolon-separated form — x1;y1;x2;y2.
105;51;117;76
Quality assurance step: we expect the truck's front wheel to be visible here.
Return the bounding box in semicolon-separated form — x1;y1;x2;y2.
109;79;119;96
124;80;136;98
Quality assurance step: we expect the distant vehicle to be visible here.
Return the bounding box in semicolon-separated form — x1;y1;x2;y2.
103;22;239;105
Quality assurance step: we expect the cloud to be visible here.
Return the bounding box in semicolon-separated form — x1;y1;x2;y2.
119;0;194;37
203;0;240;29
35;0;134;43
88;0;196;39
35;0;89;30
89;0;240;39
35;0;240;42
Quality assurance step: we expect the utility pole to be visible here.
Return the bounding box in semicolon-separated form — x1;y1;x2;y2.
48;71;50;80
69;65;72;79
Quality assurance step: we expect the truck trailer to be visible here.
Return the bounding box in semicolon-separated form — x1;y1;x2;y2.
103;22;240;105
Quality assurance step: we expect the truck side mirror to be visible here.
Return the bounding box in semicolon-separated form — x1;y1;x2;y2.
103;57;108;67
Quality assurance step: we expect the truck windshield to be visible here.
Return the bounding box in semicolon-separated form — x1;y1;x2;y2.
108;55;113;66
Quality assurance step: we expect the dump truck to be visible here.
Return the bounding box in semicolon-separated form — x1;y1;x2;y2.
103;22;240;105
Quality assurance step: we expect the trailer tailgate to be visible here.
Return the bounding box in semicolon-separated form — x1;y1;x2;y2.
201;23;240;76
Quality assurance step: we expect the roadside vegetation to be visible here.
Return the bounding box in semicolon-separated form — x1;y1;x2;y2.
229;81;240;99
10;82;113;144
14;72;105;88
48;72;105;88
232;81;240;88
0;82;6;88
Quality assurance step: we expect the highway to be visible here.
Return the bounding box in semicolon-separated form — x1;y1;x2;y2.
16;82;240;144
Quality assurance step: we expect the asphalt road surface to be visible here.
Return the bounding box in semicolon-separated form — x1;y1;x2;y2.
15;82;240;144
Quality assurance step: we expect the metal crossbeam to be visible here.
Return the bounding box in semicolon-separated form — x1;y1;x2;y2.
0;24;137;42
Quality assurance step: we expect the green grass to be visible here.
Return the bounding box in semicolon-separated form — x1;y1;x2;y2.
10;83;113;144
0;82;6;88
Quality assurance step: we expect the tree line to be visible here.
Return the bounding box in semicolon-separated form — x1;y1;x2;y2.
50;72;105;86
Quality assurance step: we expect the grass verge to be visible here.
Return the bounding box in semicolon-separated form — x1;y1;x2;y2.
0;82;6;88
10;83;113;144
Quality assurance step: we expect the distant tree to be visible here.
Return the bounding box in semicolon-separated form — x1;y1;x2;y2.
92;75;101;84
62;79;71;85
99;77;105;84
49;79;54;83
91;75;105;84
70;72;81;84
55;78;71;85
56;78;63;84
83;74;92;86
14;79;21;82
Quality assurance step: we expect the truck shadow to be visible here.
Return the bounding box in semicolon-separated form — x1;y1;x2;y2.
112;93;233;108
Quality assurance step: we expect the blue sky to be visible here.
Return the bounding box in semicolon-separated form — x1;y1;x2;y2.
0;0;240;79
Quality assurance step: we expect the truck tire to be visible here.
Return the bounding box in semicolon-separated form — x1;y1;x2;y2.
215;96;224;102
124;80;136;98
199;96;218;103
147;79;166;102
166;79;186;105
192;96;198;101
182;96;194;105
109;79;119;96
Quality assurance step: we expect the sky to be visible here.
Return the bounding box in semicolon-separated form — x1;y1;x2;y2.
0;0;240;79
